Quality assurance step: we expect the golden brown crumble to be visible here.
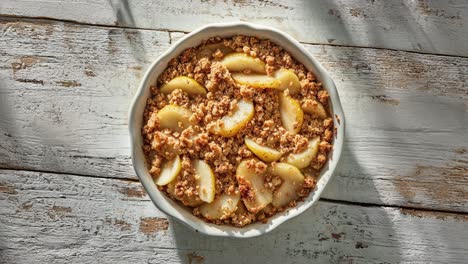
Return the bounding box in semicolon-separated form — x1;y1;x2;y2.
142;35;334;227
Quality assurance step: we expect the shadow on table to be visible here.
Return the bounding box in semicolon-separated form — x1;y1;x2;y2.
109;0;149;64
0;78;13;167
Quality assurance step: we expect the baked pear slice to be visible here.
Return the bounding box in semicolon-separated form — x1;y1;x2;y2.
210;99;254;137
199;193;241;220
154;155;182;186
285;137;320;169
271;162;305;208
244;137;282;162
236;160;273;213
302;99;328;119
193;160;216;203
160;76;207;97
274;68;301;95
279;92;304;134
231;73;281;89
157;105;193;132
221;52;266;73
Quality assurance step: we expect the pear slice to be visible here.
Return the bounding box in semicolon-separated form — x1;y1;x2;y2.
193;160;216;203
210;99;254;137
244;137;282;162
302;100;328;119
221;52;266;73
154;155;181;186
157;105;193;132
231;73;281;89
279;92;304;134
198;43;233;58
236;160;273;213
199;193;241;220
166;177;204;207
271;163;305;208
274;68;301;95
285;137;320;169
160;76;207;97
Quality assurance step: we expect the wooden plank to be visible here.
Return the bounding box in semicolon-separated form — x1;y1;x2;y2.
1;0;468;56
1;169;467;263
0;18;170;179
0;19;467;212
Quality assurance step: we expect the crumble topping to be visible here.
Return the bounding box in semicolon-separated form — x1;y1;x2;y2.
142;35;334;227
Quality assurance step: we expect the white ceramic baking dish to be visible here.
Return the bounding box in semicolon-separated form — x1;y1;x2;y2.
128;22;345;238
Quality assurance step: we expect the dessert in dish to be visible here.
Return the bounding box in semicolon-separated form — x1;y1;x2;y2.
142;35;333;227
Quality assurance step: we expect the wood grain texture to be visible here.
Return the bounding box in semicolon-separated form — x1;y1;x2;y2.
1;0;468;56
1;169;467;264
0;18;467;213
0;18;169;179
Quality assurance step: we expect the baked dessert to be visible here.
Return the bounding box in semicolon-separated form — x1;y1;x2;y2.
142;35;333;227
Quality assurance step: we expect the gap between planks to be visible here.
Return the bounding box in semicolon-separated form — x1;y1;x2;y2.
2;166;467;218
1;14;467;59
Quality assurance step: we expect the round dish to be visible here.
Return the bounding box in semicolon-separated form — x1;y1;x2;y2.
128;22;345;238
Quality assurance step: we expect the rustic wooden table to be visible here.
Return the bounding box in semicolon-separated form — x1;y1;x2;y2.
1;1;467;263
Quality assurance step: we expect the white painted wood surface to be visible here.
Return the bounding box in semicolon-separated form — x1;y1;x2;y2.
1;169;467;264
2;0;468;56
0;1;467;263
1;19;466;213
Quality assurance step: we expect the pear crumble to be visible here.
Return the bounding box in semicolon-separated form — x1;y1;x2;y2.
142;35;333;227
